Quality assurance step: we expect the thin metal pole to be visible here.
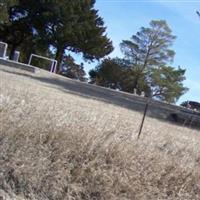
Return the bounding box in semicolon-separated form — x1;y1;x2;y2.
137;99;149;139
28;54;33;65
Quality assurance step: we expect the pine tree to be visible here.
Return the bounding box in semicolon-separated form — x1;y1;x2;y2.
150;66;188;103
119;20;187;102
90;20;188;103
0;0;17;24
89;58;124;89
61;55;87;82
120;20;176;94
120;20;176;68
45;0;113;71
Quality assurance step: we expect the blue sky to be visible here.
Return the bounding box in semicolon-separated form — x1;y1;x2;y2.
78;0;200;104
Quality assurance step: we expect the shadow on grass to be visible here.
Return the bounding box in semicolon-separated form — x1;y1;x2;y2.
2;68;200;130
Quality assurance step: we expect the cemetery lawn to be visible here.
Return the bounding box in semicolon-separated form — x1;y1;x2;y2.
0;65;200;200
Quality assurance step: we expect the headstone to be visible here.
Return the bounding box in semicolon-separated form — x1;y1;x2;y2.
12;51;20;62
141;91;145;97
0;42;7;59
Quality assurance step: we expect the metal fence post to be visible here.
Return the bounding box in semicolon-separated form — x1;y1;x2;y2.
137;98;150;139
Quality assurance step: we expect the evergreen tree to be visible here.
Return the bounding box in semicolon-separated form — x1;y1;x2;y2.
120;20;176;93
150;66;188;103
121;20;176;67
45;0;113;71
89;58;124;89
89;58;150;94
120;20;187;102
0;0;35;59
0;0;113;69
61;55;87;82
0;0;17;24
90;20;188;103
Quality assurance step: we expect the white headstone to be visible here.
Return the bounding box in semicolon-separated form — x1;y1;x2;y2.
0;42;7;59
141;91;145;97
12;51;20;62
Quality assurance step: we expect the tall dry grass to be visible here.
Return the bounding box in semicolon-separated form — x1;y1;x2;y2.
0;66;200;200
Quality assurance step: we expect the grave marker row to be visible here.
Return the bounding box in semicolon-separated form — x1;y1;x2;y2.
0;41;57;73
0;41;20;62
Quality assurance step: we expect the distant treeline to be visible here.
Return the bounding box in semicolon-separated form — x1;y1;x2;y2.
0;1;188;103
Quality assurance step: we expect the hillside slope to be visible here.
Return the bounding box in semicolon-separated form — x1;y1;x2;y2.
0;64;200;200
1;59;200;128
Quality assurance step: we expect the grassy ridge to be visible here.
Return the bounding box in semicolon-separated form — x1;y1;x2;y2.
0;66;200;200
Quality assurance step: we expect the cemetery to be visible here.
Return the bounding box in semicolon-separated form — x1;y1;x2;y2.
0;41;57;73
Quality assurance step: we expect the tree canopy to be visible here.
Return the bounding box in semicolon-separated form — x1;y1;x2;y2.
90;20;188;103
61;55;87;82
120;20;176;68
150;66;188;102
0;0;113;71
0;3;189;103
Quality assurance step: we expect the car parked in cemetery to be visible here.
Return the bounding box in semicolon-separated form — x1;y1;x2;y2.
180;101;200;112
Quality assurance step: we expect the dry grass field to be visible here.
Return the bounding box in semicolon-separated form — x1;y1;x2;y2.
0;65;200;200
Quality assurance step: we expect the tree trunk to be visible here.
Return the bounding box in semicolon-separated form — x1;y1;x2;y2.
55;46;65;74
